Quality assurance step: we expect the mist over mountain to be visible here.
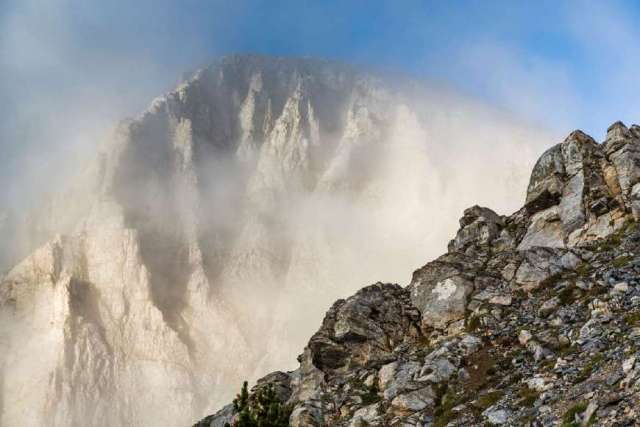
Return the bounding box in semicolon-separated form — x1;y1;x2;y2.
198;120;640;427
0;55;551;426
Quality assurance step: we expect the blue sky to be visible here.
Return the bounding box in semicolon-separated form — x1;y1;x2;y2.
2;0;640;203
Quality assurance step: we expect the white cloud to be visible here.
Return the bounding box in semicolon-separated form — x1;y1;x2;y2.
449;40;580;132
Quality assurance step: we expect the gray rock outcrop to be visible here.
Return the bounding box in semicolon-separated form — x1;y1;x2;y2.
517;125;639;250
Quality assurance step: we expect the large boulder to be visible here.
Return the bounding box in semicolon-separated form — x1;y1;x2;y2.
408;252;480;330
307;283;422;370
525;143;566;213
604;121;640;218
448;205;506;252
522;131;610;246
514;247;582;290
518;205;565;249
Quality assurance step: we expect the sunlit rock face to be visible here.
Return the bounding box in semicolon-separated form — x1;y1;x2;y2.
0;55;548;426
518;122;640;250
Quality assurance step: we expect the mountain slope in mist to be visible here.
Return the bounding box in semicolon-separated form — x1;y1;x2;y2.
0;54;551;426
199;121;640;427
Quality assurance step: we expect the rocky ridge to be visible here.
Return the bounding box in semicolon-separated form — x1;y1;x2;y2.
198;121;640;426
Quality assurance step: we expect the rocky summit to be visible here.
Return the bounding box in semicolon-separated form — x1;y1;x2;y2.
198;121;640;426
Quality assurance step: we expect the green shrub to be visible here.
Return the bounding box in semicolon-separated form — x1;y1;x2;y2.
361;381;381;405
465;314;481;332
558;284;581;305
574;354;603;384
225;381;292;427
575;262;593;277
432;386;463;427
624;311;640;326
560;402;587;427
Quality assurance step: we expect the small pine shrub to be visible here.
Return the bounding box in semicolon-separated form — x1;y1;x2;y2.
225;381;292;427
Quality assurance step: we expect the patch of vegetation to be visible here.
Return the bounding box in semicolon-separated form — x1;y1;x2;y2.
465;314;482;332
593;219;637;253
574;354;604;384
560;402;588;427
558;283;582;305
505;220;519;234
347;376;381;406
508;372;523;385
558;341;577;357
519;412;536;424
225;381;292;427
596;239;620;253
597;231;623;252
538;272;564;291
583;284;608;300
582;219;635;253
432;386;464;427
361;381;380;405
512;287;529;300
575;262;594;277
623;311;640;326
347;376;364;389
625;220;638;232
612;255;633;268
465;348;496;391
416;333;431;348
516;386;540;408
540;357;556;370
473;390;504;410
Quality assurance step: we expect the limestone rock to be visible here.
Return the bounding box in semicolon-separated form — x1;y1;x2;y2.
526;143;566;212
448;205;505;252
514;247;581;290
604;121;640;197
483;407;511;425
518;205;565;249
381;361;421;400
505;123;640;251
390;387;435;412
307;283;421;370
192;404;234;427
349;404;380;426
409;258;476;330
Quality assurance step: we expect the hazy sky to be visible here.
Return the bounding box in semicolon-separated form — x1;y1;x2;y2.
2;0;640;204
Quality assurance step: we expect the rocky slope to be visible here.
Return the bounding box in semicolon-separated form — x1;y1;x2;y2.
199;122;640;426
0;55;548;426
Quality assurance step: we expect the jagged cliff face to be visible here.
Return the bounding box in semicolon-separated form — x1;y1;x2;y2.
200;121;640;427
516;123;640;250
0;55;548;427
